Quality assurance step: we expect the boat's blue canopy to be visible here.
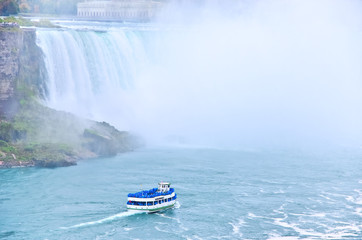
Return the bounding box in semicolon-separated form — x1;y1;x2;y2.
128;188;175;198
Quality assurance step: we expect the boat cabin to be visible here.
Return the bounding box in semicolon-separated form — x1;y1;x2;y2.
158;182;170;193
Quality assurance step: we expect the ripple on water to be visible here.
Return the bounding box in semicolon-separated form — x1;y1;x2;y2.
0;231;16;239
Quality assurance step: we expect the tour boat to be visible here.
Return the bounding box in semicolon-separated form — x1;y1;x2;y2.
127;182;177;213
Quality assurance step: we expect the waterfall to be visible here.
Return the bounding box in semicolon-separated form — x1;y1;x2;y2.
36;28;149;130
36;0;362;149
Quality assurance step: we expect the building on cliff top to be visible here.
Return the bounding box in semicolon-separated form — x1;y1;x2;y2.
77;0;166;21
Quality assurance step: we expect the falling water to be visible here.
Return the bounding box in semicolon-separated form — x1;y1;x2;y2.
37;28;149;130
36;0;362;149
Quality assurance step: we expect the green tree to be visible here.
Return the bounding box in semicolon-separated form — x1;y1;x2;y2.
19;0;31;13
0;0;19;16
18;0;83;15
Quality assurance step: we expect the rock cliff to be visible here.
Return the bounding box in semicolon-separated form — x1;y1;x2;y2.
0;26;45;118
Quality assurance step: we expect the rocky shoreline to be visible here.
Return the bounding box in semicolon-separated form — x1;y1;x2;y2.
0;158;75;168
0;103;142;169
0;99;142;169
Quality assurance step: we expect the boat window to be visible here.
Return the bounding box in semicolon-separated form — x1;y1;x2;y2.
154;201;157;205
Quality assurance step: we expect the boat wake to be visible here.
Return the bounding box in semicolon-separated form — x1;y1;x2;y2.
61;211;142;229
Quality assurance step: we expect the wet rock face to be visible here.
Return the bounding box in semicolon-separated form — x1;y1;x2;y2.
0;28;45;119
33;159;76;168
83;121;140;157
0;30;22;117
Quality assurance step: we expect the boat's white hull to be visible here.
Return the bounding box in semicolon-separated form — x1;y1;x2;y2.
127;200;176;213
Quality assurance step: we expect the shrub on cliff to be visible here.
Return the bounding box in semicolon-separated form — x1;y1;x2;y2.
0;16;58;28
18;0;83;15
0;0;19;16
0;121;13;142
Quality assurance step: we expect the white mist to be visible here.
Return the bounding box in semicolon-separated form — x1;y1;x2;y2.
37;0;362;149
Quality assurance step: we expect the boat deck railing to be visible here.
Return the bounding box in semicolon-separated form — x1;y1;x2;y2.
127;188;175;198
127;194;177;206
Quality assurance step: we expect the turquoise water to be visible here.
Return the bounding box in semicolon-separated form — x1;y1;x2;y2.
1;147;361;240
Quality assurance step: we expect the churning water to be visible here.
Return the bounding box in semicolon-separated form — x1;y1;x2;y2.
0;147;361;239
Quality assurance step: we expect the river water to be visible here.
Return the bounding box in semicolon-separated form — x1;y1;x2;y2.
1;147;361;239
3;2;362;238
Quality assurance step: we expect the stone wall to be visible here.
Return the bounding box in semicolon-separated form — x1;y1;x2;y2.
77;0;162;21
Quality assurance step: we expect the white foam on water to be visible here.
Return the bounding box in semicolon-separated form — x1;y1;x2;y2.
267;236;301;240
156;213;181;224
175;201;181;209
307;197;324;204
229;218;245;238
346;196;354;203
354;189;362;204
193;235;204;240
247;212;257;218
261;180;280;184
155;216;187;234
209;235;236;240
247;212;265;219
273;189;285;194
309;213;326;218
346;192;362;205
269;202;360;239
289;212;326;218
95;228;116;240
155;221;168;225
61;211;142;229
154;225;171;234
356;207;362;217
184;235;204;240
156;211;189;231
273;204;287;215
333;224;360;232
319;194;335;202
321;191;348;198
272;216;360;239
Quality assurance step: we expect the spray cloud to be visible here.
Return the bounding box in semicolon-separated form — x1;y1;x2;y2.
130;0;362;149
38;0;362;150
